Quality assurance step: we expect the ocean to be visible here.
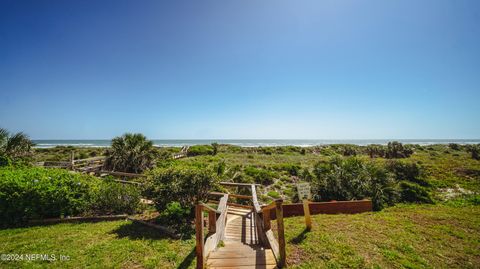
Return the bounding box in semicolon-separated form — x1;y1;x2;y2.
32;139;480;148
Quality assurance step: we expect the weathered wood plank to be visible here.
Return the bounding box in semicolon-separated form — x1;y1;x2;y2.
220;182;261;187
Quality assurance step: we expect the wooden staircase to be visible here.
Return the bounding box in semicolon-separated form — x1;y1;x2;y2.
196;183;285;269
206;207;277;268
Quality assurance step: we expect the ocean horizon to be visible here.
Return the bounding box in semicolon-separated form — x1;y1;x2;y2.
32;139;480;148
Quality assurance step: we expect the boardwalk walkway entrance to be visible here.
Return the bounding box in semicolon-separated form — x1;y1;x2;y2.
207;206;277;268
195;183;286;269
195;182;373;268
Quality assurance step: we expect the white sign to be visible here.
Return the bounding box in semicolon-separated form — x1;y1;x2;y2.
297;182;311;200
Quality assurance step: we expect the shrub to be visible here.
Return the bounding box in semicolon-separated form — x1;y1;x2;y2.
387;160;429;186
215;160;226;176
77;152;88;159
365;144;386;158
0;167;141;226
187;145;214;156
312;157;398;210
105;133;157;173
466;145;480;160
158;201;191;226
0;155;11;167
145;167;218;214
267;191;280;199
244;166;276;185
398;181;433;203
301;168;314;182
89;180;141;215
385;141;414;159
342;145;358;156
0;128;34;162
212;142;219;155
0;167;93;225
275;163;301;176
448;143;461;151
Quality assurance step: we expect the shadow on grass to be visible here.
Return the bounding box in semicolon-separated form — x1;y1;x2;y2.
290;228;310;245
111;221;172;240
2;216;127;230
176;247;196;269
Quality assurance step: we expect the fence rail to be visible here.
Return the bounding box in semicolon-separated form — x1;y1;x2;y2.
195;194;229;268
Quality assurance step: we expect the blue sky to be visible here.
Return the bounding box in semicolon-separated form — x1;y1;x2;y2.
1;0;479;139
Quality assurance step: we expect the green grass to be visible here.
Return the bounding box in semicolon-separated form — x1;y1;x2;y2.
282;203;480;268
0;220;196;269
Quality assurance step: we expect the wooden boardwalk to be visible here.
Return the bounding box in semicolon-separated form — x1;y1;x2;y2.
206;206;277;269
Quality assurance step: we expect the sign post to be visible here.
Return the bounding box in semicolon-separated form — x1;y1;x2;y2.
296;182;312;230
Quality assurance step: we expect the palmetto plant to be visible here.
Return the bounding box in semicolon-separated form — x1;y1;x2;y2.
104;133;157;173
0;128;34;160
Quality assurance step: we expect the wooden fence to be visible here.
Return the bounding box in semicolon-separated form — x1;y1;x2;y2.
265;200;373;220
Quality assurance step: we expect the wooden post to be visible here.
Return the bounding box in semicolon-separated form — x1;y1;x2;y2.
70;151;75;170
208;210;216;234
195;204;205;269
263;209;271;230
275;199;286;268
303;199;312;231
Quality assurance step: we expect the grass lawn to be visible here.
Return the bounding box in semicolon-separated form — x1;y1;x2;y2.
282;204;480;269
0;220;196;269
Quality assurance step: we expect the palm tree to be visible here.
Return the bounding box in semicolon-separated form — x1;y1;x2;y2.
104;133;158;173
0;128;34;160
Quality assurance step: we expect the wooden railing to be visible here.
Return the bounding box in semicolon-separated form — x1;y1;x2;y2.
37;153;106;172
72;156;106;172
200;182;286;268
195;183;371;269
251;185;286;268
195;194;229;269
173;146;189;159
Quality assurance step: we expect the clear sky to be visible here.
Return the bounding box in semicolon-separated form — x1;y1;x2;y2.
1;0;479;139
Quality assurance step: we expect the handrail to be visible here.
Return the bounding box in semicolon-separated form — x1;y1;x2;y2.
196;184;286;269
220;182;261;187
208;200;254;209
200;203;219;214
261;201;277;212
251;185;286;268
196;194;229;269
73;156;106;163
251;185;262;213
209;191;252;200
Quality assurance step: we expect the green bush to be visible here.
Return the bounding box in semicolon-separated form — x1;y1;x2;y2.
365;144;386;158
387;160;429;186
0;155;11;167
312;157;398;210
187;145;214;156
342;145;358;156
399;181;433;203
300;168;314;182
448;143;461;151
466;144;480;160
145;166;218;214
274;163;301;176
244;166;276;185
158;201;191;226
105;133;157;173
89;180;141;215
267;191;280;199
212;142;219;155
214;160;226;176
385;141;414;158
0;167;141;226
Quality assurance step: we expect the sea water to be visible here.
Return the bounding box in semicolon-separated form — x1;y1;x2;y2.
32;139;480;148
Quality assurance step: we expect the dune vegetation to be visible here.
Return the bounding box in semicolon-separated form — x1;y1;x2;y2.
0;128;479;268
